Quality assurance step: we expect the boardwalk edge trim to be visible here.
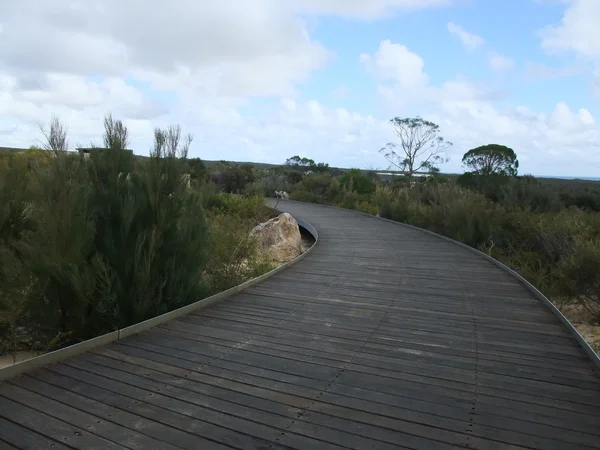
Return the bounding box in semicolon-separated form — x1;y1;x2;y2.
0;212;318;383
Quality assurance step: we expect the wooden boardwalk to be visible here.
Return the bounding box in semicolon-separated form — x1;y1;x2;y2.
1;200;599;449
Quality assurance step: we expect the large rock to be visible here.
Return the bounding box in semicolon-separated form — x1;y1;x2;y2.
250;213;302;263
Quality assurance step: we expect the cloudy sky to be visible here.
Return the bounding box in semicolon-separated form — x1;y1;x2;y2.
1;0;599;176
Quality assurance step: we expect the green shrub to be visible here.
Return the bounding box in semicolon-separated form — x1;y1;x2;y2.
0;117;221;354
244;181;266;197
356;200;378;215
290;189;319;203
559;240;600;321
204;193;275;292
254;171;295;197
496;176;562;213
339;169;376;196
210;163;255;193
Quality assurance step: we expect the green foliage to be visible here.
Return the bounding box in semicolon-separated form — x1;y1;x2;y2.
499;176;562;213
286;155;315;168
458;173;582;213
249;168;304;197
339;169;376;196
456;172;512;202
210;162;255;193
285;155;330;173
462;144;519;176
0;115;273;358
560;240;600;321
204;194;275;292
290;173;336;204
13;119;210;340
559;184;600;212
186;157;209;184
0;160;35;359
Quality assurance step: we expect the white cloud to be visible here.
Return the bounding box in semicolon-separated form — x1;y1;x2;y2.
523;61;584;79
331;84;350;99
537;0;600;100
360;41;502;108
360;40;429;109
0;0;453;96
291;0;451;19
0;0;331;98
447;22;484;52
538;0;600;60
488;52;516;72
593;68;600;99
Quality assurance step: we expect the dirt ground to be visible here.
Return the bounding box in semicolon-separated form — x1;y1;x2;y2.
559;303;600;354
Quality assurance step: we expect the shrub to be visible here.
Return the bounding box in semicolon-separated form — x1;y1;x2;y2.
210;163;255;193
244;181;267;197
0;116;216;352
499;176;562;213
290;189;319;203
289;173;335;203
339;169;376;196
559;240;600;322
203;193;274;292
0;158;35;359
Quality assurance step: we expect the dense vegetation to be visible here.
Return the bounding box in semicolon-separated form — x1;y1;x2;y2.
0;115;274;361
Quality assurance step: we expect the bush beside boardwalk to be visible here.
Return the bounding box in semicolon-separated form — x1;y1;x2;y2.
0;115;276;363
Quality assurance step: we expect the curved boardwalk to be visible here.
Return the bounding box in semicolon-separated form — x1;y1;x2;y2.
1;201;599;450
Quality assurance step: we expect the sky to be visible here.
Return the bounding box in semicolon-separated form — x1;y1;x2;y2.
0;0;599;177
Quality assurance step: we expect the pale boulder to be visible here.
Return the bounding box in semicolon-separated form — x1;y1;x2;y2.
250;213;302;263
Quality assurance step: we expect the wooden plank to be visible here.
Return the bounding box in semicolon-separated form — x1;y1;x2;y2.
0;383;181;450
111;330;600;432
92;346;600;447
78;353;466;450
25;369;284;450
149;325;600;391
52;360;411;450
0;417;70;450
10;374;230;450
0;396;126;449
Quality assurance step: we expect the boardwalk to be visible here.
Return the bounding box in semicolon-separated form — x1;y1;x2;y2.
1;200;599;449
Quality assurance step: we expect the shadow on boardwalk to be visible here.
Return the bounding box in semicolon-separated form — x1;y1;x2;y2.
1;200;599;449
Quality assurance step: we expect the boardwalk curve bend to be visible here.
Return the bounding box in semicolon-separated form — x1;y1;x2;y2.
1;200;599;450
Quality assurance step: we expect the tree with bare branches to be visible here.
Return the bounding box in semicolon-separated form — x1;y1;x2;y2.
37;115;68;155
379;116;452;176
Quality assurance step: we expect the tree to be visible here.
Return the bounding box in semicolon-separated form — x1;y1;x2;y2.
285;155;330;174
186;157;209;184
462;144;519;177
313;162;330;173
380;117;452;176
38;115;68;155
285;155;315;169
